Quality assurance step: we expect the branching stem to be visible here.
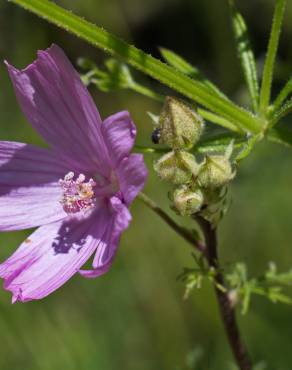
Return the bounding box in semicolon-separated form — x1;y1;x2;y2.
195;216;252;370
139;193;252;368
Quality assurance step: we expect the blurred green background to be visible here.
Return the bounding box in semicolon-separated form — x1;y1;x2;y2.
1;0;292;369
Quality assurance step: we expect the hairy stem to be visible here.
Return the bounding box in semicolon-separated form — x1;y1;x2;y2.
195;216;252;370
138;192;205;254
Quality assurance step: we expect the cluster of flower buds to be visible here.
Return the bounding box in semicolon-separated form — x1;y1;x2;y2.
152;97;235;220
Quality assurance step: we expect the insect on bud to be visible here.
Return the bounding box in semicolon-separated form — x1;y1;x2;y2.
159;97;203;149
151;127;161;144
173;186;204;216
197;155;235;189
154;151;199;185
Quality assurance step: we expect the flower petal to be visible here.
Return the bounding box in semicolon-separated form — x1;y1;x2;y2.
0;141;73;231
116;153;148;205
79;196;131;278
0;207;111;302
102;111;136;166
6;44;110;174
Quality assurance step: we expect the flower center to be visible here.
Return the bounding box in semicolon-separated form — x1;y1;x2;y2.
59;172;96;214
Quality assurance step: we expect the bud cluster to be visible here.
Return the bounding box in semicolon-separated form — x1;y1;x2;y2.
152;97;236;222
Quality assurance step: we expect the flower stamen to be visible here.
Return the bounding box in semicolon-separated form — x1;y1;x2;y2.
59;172;96;214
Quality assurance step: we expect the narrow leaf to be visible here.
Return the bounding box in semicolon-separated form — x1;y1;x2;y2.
198;108;243;133
235;134;260;163
194;133;245;154
271;77;292;112
160;47;226;98
229;0;259;112
135;134;245;156
270;98;292;125
267;125;292;148
9;0;262;134
259;0;287;114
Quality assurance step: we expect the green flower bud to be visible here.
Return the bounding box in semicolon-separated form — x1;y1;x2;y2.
159;97;203;149
154;151;199;185
173;186;204;216
197;155;235;189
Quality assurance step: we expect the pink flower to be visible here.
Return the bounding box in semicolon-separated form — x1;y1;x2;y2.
0;44;147;303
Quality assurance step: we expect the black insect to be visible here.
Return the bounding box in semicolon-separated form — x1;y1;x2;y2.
151;127;161;144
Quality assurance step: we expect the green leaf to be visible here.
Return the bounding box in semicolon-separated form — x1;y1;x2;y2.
160;47;226;98
197;109;243;133
270;98;292;125
259;0;287;115
267;125;292;148
93;58;133;92
229;0;259;112
265;263;292;286
226;262;292;314
135;133;245;155
81;58;242;133
235;134;260;163
271;76;292;112
194;133;245;154
10;0;263;134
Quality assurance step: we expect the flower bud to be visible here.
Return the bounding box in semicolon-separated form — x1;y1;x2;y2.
159;97;203;149
154;151;199;185
197;155;235;189
173;186;204;216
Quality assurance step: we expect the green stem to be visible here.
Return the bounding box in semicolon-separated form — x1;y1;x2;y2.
259;0;286;116
10;0;262;134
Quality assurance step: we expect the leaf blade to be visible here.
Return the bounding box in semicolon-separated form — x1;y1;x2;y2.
259;0;287;115
229;0;259;112
10;0;262;134
160;47;226;99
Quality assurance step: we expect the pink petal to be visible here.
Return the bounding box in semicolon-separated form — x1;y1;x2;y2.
102;111;136;167
6;44;110;174
0;141;72;231
79;196;131;278
0;207;111;302
116;154;148;205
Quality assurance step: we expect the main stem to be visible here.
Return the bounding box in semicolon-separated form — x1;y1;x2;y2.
196;217;252;370
139;193;251;368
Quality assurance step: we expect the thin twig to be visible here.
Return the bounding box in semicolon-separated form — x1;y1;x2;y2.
195;216;252;370
137;192;206;254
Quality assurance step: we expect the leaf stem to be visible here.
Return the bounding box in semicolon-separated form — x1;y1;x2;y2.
259;0;286;116
195;216;252;370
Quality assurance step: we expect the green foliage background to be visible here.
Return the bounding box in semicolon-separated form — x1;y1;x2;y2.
0;0;292;368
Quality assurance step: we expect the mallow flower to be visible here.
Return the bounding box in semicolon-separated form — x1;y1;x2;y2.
0;44;147;303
